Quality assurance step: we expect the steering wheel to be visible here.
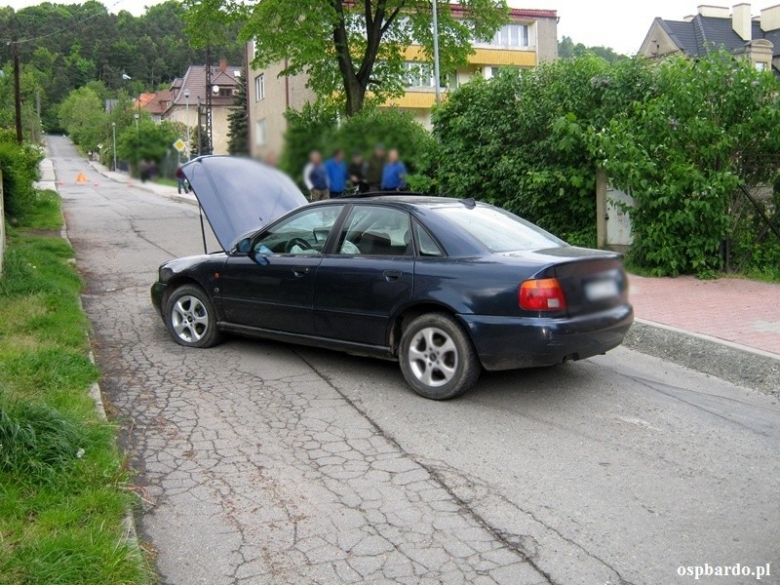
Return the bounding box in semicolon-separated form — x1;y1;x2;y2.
285;237;313;253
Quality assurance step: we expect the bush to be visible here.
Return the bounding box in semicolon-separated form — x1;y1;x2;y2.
280;104;435;189
427;56;651;246
0;129;44;219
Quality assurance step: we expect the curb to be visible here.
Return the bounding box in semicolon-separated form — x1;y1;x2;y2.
88;161;198;206
624;319;780;397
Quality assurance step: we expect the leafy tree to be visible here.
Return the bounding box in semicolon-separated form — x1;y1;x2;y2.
227;68;248;155
117;118;179;172
558;36;626;64
58;86;107;150
184;0;509;115
593;52;780;276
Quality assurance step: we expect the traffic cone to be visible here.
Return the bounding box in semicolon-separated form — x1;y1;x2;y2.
93;180;100;187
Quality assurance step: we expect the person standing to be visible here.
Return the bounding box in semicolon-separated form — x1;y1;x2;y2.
365;144;385;192
325;149;347;198
381;148;407;191
303;150;329;201
348;151;368;193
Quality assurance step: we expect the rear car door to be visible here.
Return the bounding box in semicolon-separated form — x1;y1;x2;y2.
314;205;414;346
219;205;347;334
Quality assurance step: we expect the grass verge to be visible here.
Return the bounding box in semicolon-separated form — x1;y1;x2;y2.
0;189;151;584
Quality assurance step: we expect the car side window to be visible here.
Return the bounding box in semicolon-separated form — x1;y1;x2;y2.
414;221;445;257
253;205;345;255
337;206;412;256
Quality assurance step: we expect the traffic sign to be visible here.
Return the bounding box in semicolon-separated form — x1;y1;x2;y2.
173;139;186;152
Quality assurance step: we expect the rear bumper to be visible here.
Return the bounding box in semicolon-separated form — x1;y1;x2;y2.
151;282;166;315
459;305;634;371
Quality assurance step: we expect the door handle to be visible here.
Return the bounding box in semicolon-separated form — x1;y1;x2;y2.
383;269;402;281
292;266;310;277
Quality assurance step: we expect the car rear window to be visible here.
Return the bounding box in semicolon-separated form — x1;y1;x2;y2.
438;204;567;252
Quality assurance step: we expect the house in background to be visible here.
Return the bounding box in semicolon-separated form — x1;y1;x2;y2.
162;60;242;155
639;3;780;72
136;90;173;123
246;6;558;161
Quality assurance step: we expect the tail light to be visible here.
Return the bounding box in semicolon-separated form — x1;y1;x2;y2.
519;278;567;311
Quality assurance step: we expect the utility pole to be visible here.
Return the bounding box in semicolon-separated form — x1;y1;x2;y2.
204;46;213;155
11;34;23;144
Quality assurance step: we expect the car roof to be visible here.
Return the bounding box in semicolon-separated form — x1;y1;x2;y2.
312;193;471;210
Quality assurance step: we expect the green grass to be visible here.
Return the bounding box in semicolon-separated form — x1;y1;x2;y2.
0;191;152;584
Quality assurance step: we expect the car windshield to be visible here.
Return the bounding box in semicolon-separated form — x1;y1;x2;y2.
438;204;567;252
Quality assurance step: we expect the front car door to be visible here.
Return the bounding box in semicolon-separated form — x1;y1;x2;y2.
314;204;414;346
219;204;347;334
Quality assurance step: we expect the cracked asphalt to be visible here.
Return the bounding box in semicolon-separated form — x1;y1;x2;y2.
49;136;780;585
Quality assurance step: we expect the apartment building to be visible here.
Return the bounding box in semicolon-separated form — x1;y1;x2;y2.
246;6;558;160
639;3;780;72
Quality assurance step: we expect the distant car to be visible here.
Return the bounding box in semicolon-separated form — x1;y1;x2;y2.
151;157;633;400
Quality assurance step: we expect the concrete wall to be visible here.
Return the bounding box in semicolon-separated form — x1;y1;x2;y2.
0;168;4;278
535;17;559;62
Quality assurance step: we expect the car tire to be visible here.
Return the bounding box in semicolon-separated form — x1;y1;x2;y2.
399;312;481;400
164;284;223;348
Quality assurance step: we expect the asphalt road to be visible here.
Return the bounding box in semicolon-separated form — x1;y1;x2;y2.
49;136;780;585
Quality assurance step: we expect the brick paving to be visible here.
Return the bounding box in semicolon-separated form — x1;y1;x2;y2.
629;274;780;356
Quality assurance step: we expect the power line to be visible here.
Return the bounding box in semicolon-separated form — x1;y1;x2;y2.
2;0;129;45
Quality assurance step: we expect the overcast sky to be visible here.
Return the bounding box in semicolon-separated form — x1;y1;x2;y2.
3;0;776;55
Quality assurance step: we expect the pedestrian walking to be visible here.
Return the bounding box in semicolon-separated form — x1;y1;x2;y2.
381;148;407;191
325;149;347;198
365;144;386;191
303;150;329;202
175;165;188;194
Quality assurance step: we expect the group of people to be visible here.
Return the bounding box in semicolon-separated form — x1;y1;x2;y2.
303;144;407;201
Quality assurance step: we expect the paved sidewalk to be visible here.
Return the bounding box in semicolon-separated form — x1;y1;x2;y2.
630;274;780;357
86;160;198;206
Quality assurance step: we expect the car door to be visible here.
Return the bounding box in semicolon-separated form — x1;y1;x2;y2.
314;205;414;346
220;204;347;334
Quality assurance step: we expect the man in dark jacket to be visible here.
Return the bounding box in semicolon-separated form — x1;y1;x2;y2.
348;151;368;193
365;144;385;191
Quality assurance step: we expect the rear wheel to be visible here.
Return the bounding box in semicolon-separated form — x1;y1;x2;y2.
399;313;481;400
164;284;223;348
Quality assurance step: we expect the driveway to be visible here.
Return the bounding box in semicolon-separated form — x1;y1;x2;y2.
49;136;780;585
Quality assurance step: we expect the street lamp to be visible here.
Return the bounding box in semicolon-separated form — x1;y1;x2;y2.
184;89;190;158
111;122;117;171
134;112;140;134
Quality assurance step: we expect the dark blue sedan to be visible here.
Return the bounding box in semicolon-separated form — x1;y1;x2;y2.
151;156;633;400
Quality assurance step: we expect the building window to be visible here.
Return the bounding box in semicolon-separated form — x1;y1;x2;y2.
756;62;768;71
255;74;265;101
219;87;232;97
255;119;267;146
481;23;530;48
404;62;456;89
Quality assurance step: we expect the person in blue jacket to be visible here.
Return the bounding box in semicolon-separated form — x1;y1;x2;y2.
381;148;407;191
324;149;347;198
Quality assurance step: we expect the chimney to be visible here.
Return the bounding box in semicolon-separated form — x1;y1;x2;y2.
761;3;780;31
684;14;695;21
219;58;227;73
732;3;752;40
698;5;731;18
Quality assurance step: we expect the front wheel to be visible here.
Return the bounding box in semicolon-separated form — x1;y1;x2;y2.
398;313;481;400
164;284;223;348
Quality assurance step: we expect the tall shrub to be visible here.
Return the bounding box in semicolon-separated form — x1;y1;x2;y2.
0;130;43;220
594;52;780;276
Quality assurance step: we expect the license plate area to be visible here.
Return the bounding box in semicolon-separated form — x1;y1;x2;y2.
584;278;620;302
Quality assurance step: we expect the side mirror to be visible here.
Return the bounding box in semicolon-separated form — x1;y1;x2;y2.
236;238;252;254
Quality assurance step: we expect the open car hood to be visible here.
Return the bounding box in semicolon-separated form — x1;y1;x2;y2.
182;156;308;251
